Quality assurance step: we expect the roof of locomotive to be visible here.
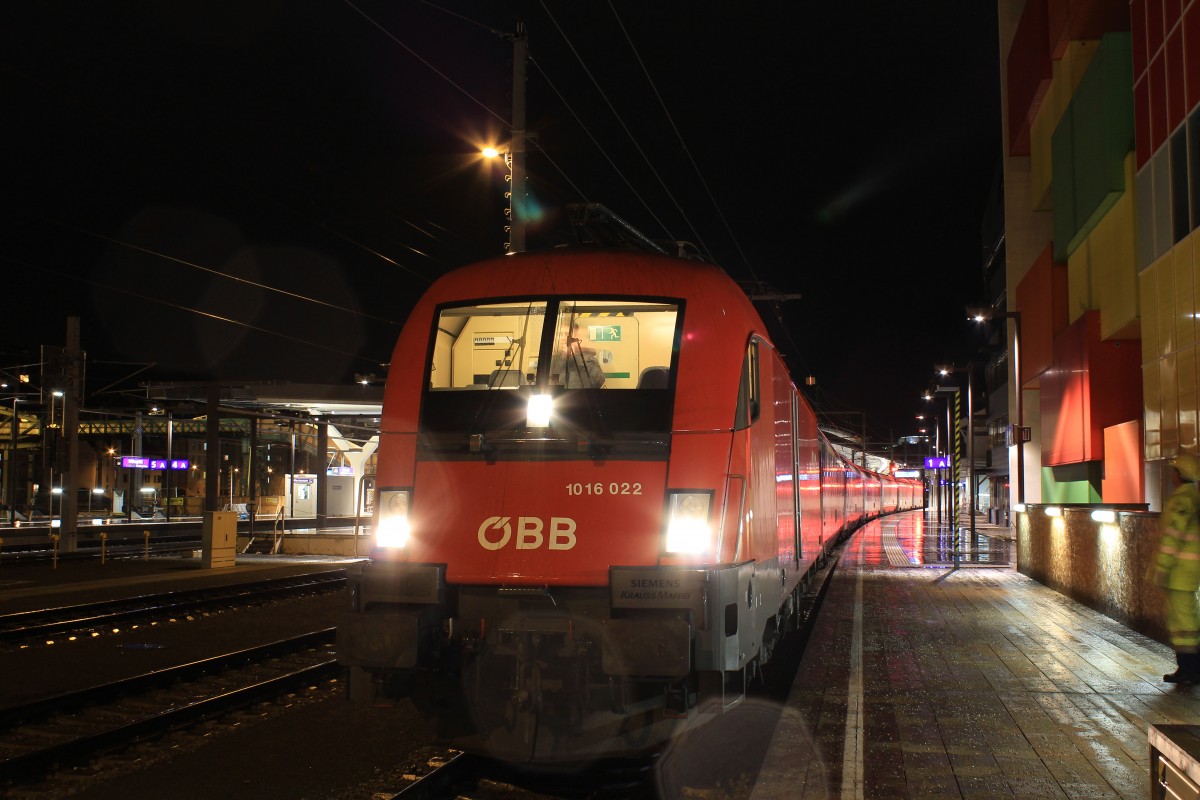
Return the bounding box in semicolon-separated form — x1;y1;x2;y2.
381;248;775;433
417;248;763;323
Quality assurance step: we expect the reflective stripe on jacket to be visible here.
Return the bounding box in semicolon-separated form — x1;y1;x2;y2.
1158;482;1200;592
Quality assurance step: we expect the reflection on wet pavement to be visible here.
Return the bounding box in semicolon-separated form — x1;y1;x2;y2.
753;509;1174;799
844;511;1015;569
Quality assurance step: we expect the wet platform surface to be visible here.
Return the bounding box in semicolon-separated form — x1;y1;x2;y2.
752;509;1189;799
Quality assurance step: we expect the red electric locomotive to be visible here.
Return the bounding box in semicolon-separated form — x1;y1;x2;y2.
337;240;922;762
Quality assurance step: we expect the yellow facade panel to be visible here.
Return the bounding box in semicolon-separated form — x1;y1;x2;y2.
1093;159;1140;340
1181;345;1199;454
1159;252;1177;357
1067;237;1092;325
1177;237;1196;349
1145;363;1162;460
1163;354;1181;455
1142;263;1159;363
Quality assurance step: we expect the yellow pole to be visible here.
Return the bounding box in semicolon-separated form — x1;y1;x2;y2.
100;532;107;564
144;529;150;560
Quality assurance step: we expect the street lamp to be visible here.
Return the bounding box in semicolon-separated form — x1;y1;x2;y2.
922;392;956;524
967;306;1026;511
928;370;974;538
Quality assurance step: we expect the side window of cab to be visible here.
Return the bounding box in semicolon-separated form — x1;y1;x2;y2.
734;341;760;431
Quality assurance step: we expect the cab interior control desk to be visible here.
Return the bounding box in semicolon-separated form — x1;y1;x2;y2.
1150;724;1200;800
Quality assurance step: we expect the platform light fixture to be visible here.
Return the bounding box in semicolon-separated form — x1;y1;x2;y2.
967;305;1026;508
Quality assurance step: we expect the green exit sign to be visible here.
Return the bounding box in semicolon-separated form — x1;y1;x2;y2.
588;325;621;342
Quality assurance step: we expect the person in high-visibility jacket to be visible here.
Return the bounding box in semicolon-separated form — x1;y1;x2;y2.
1157;453;1200;683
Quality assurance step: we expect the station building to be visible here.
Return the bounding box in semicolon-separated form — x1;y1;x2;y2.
997;0;1200;512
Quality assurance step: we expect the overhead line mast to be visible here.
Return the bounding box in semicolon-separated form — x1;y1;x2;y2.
507;22;528;254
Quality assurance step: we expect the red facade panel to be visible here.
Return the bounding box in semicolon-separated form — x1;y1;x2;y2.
1151;51;1168;151
1150;0;1166;54
1186;1;1200;110
1015;245;1069;388
1166;0;1183;31
1047;0;1133;58
1007;0;1052;156
1133;0;1149;76
1135;75;1153;167
1041;312;1142;466
1167;26;1186;131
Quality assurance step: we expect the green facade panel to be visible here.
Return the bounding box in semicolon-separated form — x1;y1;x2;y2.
1052;33;1134;262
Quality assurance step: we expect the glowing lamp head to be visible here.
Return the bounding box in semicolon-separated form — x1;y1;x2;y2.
527;393;553;428
375;489;412;549
664;491;713;554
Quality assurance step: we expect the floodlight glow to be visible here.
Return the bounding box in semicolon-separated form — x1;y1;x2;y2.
664;492;712;554
1091;509;1116;524
527;394;553;428
1044;506;1062;517
375;490;412;549
1013;503;1026;513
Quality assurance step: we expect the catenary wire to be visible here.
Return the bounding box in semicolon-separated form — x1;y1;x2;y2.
33;216;408;327
607;1;755;281
343;0;510;129
538;0;713;260
1;255;388;366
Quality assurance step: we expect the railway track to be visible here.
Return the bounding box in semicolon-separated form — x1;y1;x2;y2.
0;535;203;564
0;629;339;789
0;569;347;645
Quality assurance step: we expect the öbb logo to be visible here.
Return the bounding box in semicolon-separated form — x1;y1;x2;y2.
477;516;577;551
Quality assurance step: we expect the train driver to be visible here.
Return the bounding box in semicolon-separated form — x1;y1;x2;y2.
550;322;606;389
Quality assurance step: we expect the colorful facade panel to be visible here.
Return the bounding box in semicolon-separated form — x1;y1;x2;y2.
1051;33;1134;260
1016;244;1070;386
1031;41;1100;209
1041;311;1142;466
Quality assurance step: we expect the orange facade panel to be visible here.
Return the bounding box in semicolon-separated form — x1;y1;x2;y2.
1016;244;1070;387
1041;311;1142;466
1102;420;1144;502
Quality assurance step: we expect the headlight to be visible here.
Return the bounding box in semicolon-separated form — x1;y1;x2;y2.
375;488;412;548
664;491;713;554
527;393;553;427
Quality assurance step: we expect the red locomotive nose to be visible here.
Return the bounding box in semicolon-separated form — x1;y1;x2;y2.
405;460;669;586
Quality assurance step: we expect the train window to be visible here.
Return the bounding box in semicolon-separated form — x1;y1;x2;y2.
426;299;680;392
734;341;760;430
548;300;680;390
420;298;683;453
428;301;547;390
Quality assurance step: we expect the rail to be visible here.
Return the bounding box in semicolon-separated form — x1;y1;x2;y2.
0;630;338;786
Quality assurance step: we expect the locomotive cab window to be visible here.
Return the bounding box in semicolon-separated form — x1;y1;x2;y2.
734;341;760;430
420;298;683;456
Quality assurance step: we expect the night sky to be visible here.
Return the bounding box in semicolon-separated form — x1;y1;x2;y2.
3;2;1001;443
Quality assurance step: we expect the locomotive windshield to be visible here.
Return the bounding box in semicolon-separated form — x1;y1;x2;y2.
420;298;682;458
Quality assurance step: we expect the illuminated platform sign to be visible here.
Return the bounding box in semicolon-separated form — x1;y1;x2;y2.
924;456;949;470
120;456;190;470
895;469;921;478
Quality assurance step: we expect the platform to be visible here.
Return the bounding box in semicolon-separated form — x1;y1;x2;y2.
750;508;1182;799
